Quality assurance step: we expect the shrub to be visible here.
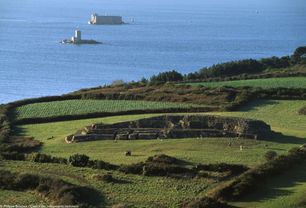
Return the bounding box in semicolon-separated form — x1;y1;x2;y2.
0;170;16;189
299;106;306;115
118;162;145;174
264;151;278;161
194;163;248;175
1;152;26;161
146;154;181;164
5;137;42;152
69;154;90;167
26;153;67;164
15;173;40;190
87;160;118;170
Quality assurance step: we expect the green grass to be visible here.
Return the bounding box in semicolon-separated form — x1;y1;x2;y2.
208;100;306;138
1;160;213;207
14;100;306;166
13;99;205;120
205;100;306;208
0;189;47;205
232;162;306;208
184;77;306;89
15;113;299;167
9;100;306;207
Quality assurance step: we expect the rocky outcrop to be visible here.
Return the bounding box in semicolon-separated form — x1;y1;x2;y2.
65;115;273;143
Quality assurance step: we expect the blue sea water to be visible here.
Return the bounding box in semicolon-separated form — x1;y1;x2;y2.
0;0;306;104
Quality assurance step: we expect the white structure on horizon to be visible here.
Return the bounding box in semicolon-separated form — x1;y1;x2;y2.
89;13;123;25
71;30;81;43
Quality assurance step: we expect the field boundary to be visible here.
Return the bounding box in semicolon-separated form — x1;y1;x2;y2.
178;71;306;84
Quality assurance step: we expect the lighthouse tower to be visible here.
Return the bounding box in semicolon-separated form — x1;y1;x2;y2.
71;30;82;43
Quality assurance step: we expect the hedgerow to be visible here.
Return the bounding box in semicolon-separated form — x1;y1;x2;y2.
209;145;306;201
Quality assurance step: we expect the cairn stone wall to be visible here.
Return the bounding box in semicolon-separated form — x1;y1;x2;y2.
65;115;273;143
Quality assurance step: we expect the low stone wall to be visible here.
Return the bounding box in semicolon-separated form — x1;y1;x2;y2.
65;115;273;143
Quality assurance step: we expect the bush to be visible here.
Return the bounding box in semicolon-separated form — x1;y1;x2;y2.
119;162;145;174
5;137;42;152
1;152;26;161
25;153;67;164
0;170;16;189
299;106;306;115
264;151;278;161
87;160;118;170
146;154;181;164
194;163;248;175
69;154;90;167
15;173;40;190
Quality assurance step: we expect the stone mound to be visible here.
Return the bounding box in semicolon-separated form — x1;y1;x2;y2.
65;115;273;143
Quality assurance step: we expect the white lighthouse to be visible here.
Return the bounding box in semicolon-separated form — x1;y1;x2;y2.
62;29;99;44
71;30;82;43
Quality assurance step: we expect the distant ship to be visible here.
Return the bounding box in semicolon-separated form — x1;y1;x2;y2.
89;13;124;25
61;30;101;45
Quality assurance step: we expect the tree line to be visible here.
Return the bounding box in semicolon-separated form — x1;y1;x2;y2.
147;46;306;83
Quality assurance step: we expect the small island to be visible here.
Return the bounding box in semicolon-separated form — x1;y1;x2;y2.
61;30;101;44
89;13;124;25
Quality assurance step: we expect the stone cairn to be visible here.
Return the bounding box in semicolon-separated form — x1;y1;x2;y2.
65;115;273;143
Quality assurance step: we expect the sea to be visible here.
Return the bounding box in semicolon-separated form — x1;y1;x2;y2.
0;0;306;104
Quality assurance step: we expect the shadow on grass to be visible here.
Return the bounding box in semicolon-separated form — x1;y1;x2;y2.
111;178;133;184
130;154;146;157
74;186;107;207
262;132;306;145
12;125;29;137
238;100;278;112
8;109;18;122
238;163;306;203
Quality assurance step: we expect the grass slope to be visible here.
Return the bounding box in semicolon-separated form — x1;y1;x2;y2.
13;99;204;120
1;160;213;207
185;77;306;89
15;114;287;166
209;100;306;138
233;164;306;208
206;100;306;208
0;189;47;205
14;100;306;166
9;100;306;207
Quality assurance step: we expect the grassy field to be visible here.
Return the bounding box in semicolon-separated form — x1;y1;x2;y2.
232;164;306;208
13;99;205;120
184;77;306;89
14;100;306;166
15;112;300;166
7;99;306;207
209;100;306;138
206;100;306;208
0;189;47;205
1;160;213;207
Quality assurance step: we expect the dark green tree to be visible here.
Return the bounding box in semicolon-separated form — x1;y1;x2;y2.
292;46;306;64
150;70;183;83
